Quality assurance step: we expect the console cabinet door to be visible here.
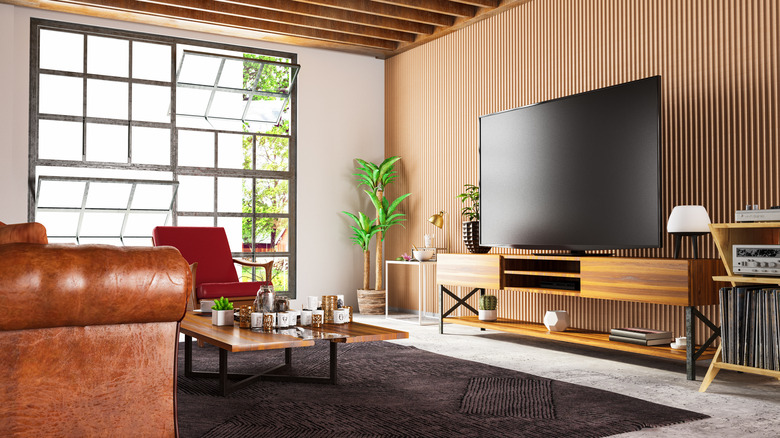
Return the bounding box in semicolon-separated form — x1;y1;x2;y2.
580;258;693;305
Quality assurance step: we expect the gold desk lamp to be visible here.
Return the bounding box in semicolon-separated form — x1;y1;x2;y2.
428;210;448;253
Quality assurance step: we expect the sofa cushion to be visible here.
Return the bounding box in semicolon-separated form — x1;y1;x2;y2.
199;280;272;300
0;222;48;245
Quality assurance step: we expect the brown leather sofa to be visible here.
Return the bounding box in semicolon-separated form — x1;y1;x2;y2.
0;222;191;437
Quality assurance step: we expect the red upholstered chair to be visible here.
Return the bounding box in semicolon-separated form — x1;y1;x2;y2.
152;226;272;310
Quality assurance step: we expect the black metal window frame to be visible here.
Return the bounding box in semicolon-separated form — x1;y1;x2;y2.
28;18;297;297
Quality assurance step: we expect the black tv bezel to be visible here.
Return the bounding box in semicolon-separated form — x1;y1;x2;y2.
477;76;662;253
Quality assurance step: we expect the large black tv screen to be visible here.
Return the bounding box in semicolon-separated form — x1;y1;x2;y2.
479;76;661;252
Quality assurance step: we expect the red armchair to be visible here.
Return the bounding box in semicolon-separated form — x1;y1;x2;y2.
0;222;190;437
152;226;272;309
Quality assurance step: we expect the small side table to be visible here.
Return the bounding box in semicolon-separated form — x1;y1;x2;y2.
385;260;438;325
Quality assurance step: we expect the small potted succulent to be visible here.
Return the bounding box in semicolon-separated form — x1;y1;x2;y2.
478;295;497;321
211;296;234;326
456;184;490;253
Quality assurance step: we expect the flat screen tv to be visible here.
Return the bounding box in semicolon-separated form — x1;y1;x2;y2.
479;76;661;253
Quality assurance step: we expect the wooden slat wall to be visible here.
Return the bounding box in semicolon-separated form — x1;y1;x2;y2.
384;0;778;343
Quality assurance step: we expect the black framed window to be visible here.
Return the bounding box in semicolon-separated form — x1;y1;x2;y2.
29;19;297;296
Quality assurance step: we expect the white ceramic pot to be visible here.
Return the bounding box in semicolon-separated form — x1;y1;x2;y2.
543;310;569;332
478;309;497;321
211;309;234;326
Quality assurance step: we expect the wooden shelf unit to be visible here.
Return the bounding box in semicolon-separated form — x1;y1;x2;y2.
437;253;726;378
699;222;780;392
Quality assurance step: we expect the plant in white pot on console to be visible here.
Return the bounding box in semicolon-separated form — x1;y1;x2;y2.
344;156;410;314
456;184;491;254
479;295;498;321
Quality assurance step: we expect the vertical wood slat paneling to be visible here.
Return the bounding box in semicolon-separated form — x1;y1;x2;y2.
385;0;779;343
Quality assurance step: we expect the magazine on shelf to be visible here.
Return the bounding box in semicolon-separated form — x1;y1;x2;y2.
608;334;673;346
609;327;673;340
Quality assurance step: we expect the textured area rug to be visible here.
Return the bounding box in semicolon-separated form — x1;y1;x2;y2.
177;341;707;438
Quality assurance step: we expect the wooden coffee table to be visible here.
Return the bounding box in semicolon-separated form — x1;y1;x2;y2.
180;312;408;395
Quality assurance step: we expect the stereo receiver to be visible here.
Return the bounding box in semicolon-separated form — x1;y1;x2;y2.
733;244;780;277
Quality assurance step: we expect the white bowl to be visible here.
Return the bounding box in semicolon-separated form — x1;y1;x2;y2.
413;249;434;261
670;342;686;350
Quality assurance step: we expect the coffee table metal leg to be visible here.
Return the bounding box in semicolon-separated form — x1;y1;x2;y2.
219;349;229;396
285;347;292;366
184;335;193;378
330;342;338;385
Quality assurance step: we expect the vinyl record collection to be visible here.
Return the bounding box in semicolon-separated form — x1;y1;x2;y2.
719;286;780;371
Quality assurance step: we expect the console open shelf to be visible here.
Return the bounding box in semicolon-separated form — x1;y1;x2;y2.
446;316;717;362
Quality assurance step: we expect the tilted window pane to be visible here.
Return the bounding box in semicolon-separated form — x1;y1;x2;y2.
132;41;171;82
209;91;246;120
131;127;170;165
217;177;249;213
217;57;245;89
85;182;132;209
246;97;286;123
36;179;85;208
86;123;128;163
39;74;83;116
217;133;252;169
38;120;83;161
87;79;128;120
178;130;214;167
132;84;171;123
255;179;288;214
131;184;176;210
35;211;79;236
178;54;221;86
39;29;83;73
176;87;211;119
87;35;129;78
80;212;125;236
125;212;171;236
177;175;214;212
256;135;289;171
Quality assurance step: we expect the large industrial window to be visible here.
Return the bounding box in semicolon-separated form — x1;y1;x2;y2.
28;19;298;296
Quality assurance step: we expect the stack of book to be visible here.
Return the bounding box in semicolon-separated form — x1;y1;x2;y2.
609;327;674;346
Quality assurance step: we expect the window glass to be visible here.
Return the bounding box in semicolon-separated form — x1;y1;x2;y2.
177;175;213;212
218;133;252;169
39;74;83;116
217;177;249;213
39;29;83;73
132;84;170;122
256;179;289;213
87;79;128;119
178;130;214;167
132;41;170;81
38;120;82;161
131;127;170;165
86;123;128;162
87;35;129;77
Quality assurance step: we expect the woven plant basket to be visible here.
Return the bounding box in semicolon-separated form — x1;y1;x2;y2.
462;221;491;254
356;289;386;314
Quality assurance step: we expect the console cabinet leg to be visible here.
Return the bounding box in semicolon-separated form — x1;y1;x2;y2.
686;306;696;380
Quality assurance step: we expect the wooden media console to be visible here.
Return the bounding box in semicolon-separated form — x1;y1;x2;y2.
436;253;727;380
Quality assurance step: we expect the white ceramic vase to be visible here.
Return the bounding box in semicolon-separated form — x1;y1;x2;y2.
543;310;569;332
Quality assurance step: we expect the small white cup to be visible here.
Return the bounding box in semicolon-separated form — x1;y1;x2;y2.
675;336;687;346
250;312;263;328
333;308;349;324
277;312;292;328
300;310;312;326
307;296;319;310
199;300;214;312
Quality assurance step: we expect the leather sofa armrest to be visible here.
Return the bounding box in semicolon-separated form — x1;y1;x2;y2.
0;222;48;245
0;244;190;331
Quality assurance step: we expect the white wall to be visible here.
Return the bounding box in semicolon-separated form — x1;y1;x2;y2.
0;5;385;308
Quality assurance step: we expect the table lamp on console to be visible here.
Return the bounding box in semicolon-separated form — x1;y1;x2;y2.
667;205;711;259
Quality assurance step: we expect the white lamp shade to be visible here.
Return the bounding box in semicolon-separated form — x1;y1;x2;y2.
667;205;711;233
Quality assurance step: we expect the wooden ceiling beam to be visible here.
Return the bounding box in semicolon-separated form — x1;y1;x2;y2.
219;0;435;35
54;0;399;50
130;0;416;42
296;0;455;27
451;0;499;8
372;0;476;18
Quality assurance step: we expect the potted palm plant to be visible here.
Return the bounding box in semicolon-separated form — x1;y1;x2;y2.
456;184;491;253
345;156;410;314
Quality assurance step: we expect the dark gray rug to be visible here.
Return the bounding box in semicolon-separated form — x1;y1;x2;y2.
176;341;708;437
